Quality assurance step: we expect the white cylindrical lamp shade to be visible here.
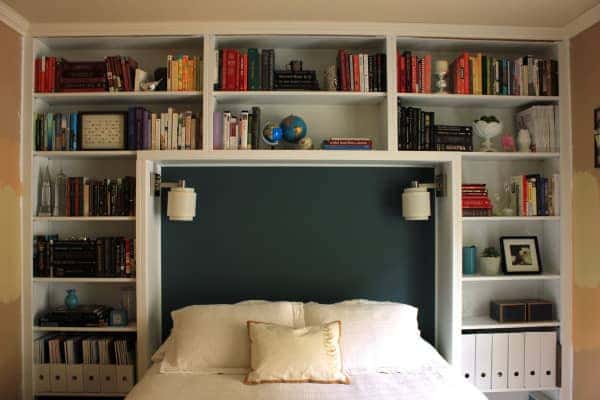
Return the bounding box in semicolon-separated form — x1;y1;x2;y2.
167;187;196;221
402;186;431;221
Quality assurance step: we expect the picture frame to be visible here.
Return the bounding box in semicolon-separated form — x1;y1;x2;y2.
595;108;600;168
500;236;542;274
80;111;127;150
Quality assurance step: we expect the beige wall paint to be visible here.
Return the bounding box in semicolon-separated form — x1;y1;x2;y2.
570;21;600;400
0;19;22;400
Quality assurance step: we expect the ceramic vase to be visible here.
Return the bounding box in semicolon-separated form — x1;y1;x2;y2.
64;289;79;310
517;129;532;152
479;257;501;276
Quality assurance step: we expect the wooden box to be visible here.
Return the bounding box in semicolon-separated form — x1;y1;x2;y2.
490;300;527;323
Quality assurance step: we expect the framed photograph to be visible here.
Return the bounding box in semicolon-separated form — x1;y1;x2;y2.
500;236;542;274
80;112;127;150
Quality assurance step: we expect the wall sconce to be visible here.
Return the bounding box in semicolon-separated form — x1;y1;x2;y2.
152;173;196;221
402;175;445;221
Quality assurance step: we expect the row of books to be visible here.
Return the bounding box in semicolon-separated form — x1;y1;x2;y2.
166;54;203;91
510;174;560;216
127;107;201;150
516;105;559;152
321;137;373;150
462;184;492;217
34;112;79;151
336;50;387;92
217;48;275;91
38;172;135;217
398;104;473;151
397;52;432;93
34;236;136;278
213;108;262;150
35;334;134;365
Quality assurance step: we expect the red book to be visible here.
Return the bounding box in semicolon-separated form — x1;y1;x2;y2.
49;57;56;92
462;53;470;95
65;178;71;216
399;56;406;93
240;52;248;91
41;57;48;92
424;54;432;94
35;58;41;92
220;49;227;90
411;55;417;93
522;176;528;216
352;54;360;92
121;57;131;91
223;49;239;91
458;56;466;94
396;53;401;92
338;50;348;91
327;139;373;145
74;178;80;216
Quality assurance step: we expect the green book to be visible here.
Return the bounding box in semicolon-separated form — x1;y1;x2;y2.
248;48;261;90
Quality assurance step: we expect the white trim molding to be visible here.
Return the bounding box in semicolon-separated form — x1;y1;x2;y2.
0;0;29;35
563;2;600;39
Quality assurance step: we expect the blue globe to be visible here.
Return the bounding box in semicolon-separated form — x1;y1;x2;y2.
280;115;307;143
262;122;283;146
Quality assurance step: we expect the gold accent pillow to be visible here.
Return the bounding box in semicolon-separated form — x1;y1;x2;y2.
245;320;349;385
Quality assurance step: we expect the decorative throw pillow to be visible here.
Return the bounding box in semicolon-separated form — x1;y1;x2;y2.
244;320;349;384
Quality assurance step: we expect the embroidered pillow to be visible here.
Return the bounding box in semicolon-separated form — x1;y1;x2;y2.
245;320;349;384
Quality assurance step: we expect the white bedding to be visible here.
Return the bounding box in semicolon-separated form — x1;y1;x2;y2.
127;347;485;400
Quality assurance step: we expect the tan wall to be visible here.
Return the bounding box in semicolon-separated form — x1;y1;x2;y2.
570;21;600;400
0;20;22;400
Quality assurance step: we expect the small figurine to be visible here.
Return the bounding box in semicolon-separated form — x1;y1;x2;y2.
517;129;532;152
501;135;516;152
140;78;162;92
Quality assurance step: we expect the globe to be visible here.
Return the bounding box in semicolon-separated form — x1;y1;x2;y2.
262;122;283;146
280;115;307;143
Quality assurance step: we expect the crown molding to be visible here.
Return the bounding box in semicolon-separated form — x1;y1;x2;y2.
563;2;600;39
0;1;29;35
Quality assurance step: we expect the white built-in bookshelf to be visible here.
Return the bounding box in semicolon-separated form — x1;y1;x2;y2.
21;26;571;400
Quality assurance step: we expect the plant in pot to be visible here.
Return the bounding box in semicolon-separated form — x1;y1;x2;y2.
480;247;501;276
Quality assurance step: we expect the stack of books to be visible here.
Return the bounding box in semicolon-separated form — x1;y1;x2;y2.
516;105;559;152
166;54;202;91
510;174;560;216
274;70;319;91
397;52;432;93
336;50;386;92
34;56;59;92
432;125;473;152
321;138;373;150
34;112;80;151
39;305;111;328
398;105;435;150
127;107;201;150
213;108;262;150
462;184;492;217
33;236;136;278
217;48;274;91
104;56;139;91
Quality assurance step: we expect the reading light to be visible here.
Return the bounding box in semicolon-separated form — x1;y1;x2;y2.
152;173;197;221
402;176;446;221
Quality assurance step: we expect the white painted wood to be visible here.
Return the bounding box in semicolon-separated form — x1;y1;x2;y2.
33;151;137;159
563;2;600;39
33;277;136;283
33;323;136;332
0;0;29;35
34;91;202;106
462;152;560;161
462;273;560;282
463;316;560;330
398;94;559;108
33;392;128;397
214;91;386;105
461;216;560;222
32;216;135;222
484;387;560;394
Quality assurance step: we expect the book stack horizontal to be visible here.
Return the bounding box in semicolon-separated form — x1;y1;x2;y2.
336;50;386;92
510;174;559;216
127;107;201;150
217;48;274;91
397;52;432;93
33;236;136;278
322;138;373;150
213;107;262;150
166;54;202;91
462;184;492;217
432;125;473;152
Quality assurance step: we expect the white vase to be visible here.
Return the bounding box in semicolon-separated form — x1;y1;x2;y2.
479;257;501;276
517;129;531;152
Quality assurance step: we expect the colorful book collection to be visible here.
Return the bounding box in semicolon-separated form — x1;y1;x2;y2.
510;174;560;216
33;236;135;278
217;48;275;91
213;108;261;150
462;184;493;217
35;334;135;365
127;107;201;150
166;54;203;91
38;174;135;217
398;51;558;96
34;112;79;151
336;50;387;92
516;105;559;152
321;138;373;150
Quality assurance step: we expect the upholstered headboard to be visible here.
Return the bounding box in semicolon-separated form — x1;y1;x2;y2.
160;166;436;342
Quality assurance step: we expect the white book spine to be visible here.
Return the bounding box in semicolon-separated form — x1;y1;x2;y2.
171;112;179;150
239;111;249;150
358;54;364;92
229;117;239;150
167;108;173;150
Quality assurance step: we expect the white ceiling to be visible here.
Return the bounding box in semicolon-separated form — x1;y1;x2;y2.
5;0;600;27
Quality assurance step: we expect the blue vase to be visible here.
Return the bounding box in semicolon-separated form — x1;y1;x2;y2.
462;246;477;275
64;289;79;310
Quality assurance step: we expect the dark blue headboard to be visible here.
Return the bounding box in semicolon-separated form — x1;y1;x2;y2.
161;166;435;342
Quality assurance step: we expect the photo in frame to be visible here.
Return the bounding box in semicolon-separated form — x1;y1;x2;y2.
500;236;542;274
595;108;600;168
80;112;127;150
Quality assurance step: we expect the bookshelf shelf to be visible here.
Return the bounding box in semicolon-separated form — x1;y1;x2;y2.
482;387;560;394
462;152;561;161
213;91;387;105
397;93;559;108
33;91;203;105
461;216;560;222
33;322;137;333
33;216;135;222
33;151;137;159
33;277;136;283
462;273;560;282
34;393;127;398
462;315;561;330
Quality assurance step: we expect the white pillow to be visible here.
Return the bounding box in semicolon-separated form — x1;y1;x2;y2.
163;300;301;374
303;300;421;373
245;321;349;384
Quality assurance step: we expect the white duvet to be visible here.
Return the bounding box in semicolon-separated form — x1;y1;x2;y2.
127;341;486;400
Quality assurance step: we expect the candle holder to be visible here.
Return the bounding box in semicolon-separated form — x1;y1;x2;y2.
434;60;449;94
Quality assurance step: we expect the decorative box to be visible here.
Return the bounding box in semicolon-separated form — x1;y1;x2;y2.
490;300;527;323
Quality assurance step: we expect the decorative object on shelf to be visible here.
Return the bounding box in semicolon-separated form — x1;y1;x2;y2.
433;59;449;94
501;134;516;152
479;247;501;276
490;300;527;323
402;177;446;221
139;78;162;92
53;168;66;217
133;68;149;91
121;287;136;321
595;107;600;168
261;121;283;149
462;246;477;275
494;182;516;216
109;308;129;327
325;65;337;91
37;165;53;217
80;112;127;150
154;67;168;90
297;136;313;150
517;128;532;152
280;114;307;143
500;236;542;274
526;299;554;321
289;60;302;72
152;173;197;222
64;289;79;310
473;115;502;152
272;60;319;91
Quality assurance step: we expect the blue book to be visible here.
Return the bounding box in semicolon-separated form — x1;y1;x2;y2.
142;110;150;150
70;112;78;151
127;107;136;150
